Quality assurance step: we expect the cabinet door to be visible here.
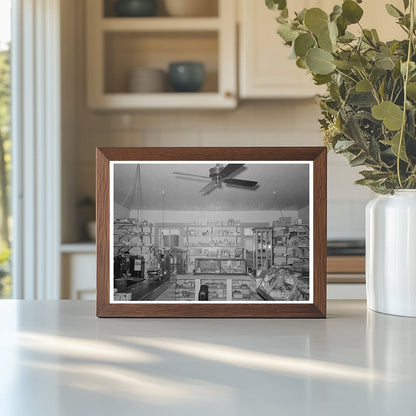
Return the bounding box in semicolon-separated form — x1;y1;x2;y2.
239;0;404;99
239;0;326;99
62;253;96;300
358;0;404;41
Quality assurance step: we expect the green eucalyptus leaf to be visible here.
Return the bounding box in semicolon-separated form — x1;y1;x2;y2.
318;27;334;52
277;23;299;43
350;152;367;167
328;21;338;44
369;136;382;163
403;0;409;9
334;140;355;151
336;15;348;36
382;132;409;162
276;14;287;24
371;29;380;42
399;14;411;29
344;115;367;147
296;8;307;23
378;78;386;99
363;29;376;46
304;8;329;35
372;101;404;130
407;82;416;99
294;33;316;58
330;5;342;22
385;4;404;18
339;31;356;43
401;61;416;76
296;57;308;69
333;60;353;70
306;48;335;75
313;74;332;85
266;0;287;11
342;0;364;24
356;79;372;92
355;178;377;186
350;54;368;70
375;55;395;70
360;170;391;180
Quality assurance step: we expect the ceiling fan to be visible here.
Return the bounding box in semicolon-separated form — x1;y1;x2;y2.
173;163;258;195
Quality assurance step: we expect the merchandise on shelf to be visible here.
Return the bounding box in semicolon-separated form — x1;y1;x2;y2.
175;278;195;301
114;218;155;267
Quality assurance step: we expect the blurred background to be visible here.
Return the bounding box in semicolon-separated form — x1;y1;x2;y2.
1;0;403;300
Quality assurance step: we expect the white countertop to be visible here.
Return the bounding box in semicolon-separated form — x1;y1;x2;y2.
0;300;415;416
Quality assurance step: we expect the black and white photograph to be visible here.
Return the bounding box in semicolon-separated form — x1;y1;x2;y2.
110;161;313;303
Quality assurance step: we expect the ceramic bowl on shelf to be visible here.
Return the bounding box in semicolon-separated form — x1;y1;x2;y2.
168;62;205;92
114;0;158;17
164;0;218;17
128;68;167;93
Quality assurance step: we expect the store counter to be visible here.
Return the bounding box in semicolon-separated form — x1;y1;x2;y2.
157;273;262;302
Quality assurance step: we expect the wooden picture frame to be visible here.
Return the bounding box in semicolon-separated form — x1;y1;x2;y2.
96;147;327;318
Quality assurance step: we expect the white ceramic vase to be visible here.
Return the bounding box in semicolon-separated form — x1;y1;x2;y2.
366;190;416;317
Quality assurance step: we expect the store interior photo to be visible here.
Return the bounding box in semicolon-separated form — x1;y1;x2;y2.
112;162;311;302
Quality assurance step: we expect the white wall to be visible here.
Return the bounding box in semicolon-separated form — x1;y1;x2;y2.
114;202;129;218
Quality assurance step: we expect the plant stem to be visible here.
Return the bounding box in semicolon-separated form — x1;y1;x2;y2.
334;68;358;84
397;0;415;188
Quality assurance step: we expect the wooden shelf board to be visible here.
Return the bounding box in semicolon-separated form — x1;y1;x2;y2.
101;17;221;32
89;93;236;110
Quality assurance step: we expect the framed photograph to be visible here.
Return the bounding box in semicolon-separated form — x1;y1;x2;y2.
96;147;327;318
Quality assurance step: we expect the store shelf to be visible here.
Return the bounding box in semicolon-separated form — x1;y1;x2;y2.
101;17;221;32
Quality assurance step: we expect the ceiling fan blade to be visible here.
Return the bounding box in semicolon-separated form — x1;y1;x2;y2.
219;164;245;178
173;171;211;180
223;178;258;187
199;182;218;195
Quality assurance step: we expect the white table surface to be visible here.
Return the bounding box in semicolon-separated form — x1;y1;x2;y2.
0;300;415;416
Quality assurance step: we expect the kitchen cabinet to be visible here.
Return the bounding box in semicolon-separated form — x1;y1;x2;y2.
86;0;237;109
61;248;96;300
239;0;325;99
238;0;404;99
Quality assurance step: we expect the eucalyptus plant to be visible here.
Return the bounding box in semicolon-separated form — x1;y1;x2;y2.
266;0;416;193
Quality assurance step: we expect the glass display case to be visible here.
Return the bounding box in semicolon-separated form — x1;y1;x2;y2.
257;266;309;301
194;258;246;274
200;279;227;301
175;279;195;301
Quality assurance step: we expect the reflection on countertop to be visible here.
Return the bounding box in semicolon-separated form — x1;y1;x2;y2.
1;300;416;415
